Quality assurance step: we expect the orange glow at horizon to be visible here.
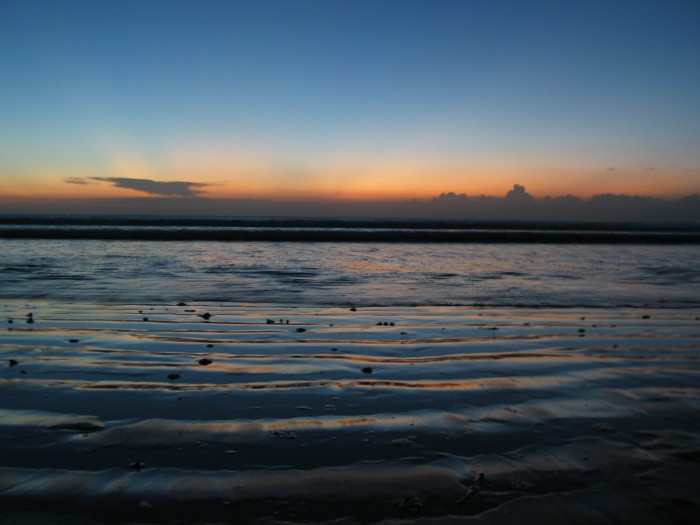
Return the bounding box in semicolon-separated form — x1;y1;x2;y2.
1;162;698;202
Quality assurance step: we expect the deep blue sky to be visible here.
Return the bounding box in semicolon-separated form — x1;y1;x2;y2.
2;0;699;202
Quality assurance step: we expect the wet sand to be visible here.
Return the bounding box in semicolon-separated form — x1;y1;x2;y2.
1;302;699;524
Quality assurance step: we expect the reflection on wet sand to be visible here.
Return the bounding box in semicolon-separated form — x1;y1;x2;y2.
1;302;699;523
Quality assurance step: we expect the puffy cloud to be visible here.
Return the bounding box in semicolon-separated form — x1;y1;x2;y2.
505;184;533;200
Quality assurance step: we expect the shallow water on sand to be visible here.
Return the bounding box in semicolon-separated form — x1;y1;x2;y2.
1;240;700;307
1;301;699;523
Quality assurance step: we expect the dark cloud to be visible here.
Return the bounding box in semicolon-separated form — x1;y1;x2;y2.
505;183;533;200
64;177;92;185
88;177;208;197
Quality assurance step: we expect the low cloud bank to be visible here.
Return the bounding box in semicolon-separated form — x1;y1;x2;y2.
422;186;699;223
6;183;700;223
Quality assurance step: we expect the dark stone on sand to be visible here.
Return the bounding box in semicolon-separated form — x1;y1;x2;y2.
642;315;650;319
129;461;144;472
390;322;395;326
266;319;275;324
350;307;357;312
198;313;212;320
142;317;149;322
9;359;18;367
578;328;586;333
361;367;373;374
69;339;79;343
7;319;12;324
177;302;187;306
377;322;382;326
198;358;212;366
167;373;181;380
296;327;306;333
271;430;298;439
206;344;213;348
185;309;195;312
383;322;389;326
331;348;338;351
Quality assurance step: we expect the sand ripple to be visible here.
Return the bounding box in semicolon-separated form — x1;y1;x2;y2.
1;302;699;523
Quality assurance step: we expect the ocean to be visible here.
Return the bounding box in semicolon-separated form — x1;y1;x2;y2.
1;216;699;307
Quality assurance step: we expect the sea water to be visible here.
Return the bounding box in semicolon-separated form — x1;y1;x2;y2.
1;235;699;307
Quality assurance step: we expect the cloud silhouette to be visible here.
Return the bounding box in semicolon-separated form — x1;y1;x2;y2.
505;183;533;200
64;177;93;185
65;177;209;197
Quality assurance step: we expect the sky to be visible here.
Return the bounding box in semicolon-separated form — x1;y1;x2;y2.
1;0;700;212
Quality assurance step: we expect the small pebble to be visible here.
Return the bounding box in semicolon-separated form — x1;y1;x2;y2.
167;373;181;380
206;344;213;348
350;307;357;312
198;313;212;320
198;358;212;366
296;327;306;333
177;302;187;306
361;367;373;374
8;359;18;367
142;317;149;322
69;339;80;343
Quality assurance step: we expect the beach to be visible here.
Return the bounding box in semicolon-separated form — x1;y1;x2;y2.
2;300;699;523
4;0;700;521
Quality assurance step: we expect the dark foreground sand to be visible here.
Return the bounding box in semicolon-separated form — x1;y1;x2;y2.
1;302;699;524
